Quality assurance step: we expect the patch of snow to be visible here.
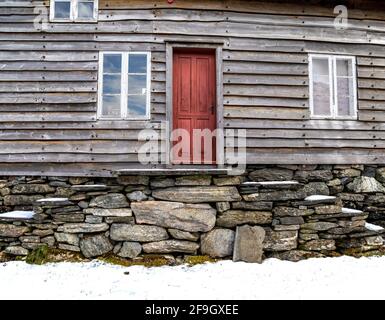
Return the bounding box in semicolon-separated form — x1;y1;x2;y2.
36;198;68;202
304;195;336;201
342;207;363;214
366;223;384;232
0;211;34;220
243;181;299;185
2;256;385;299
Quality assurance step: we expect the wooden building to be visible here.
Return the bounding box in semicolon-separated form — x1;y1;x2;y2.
1;0;385;176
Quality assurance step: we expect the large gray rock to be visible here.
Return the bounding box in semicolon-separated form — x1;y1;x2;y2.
152;186;242;203
54;232;80;246
201;229;235;258
117;242;142;258
142;240;199;254
131;201;216;232
233;225;265;263
0;224;29;237
58;223;109;233
216;210;272;228
249;168;293;181
80;235;113;258
264;230;298;251
84;208;132;217
12;184;55;194
347;176;385;193
110;224;168;242
4;246;29;256
175;175;211;186
168;229;199;241
89;193;129;209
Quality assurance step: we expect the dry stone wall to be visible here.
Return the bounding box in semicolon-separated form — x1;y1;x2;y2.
1;165;385;263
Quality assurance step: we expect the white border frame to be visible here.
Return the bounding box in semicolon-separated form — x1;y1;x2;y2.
97;51;151;121
309;54;357;120
50;0;98;22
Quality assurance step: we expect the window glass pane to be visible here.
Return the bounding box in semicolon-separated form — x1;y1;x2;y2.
102;95;121;117
54;1;71;19
337;76;355;117
128;75;147;95
337;59;353;77
312;58;331;116
103;54;121;74
128;95;147;117
78;1;94;19
103;74;121;95
128;54;147;73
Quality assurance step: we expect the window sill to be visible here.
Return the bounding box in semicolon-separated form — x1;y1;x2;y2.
310;116;358;121
96;117;151;121
49;19;98;23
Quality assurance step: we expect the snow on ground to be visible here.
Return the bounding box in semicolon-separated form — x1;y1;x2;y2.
2;256;385;300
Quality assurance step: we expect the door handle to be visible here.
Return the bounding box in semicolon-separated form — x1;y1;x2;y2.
210;106;215;115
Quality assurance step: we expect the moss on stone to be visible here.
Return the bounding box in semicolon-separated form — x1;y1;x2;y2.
26;246;86;265
98;254;173;268
26;245;49;265
45;248;87;263
184;255;218;266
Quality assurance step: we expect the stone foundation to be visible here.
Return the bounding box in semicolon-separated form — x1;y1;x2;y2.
1;164;385;263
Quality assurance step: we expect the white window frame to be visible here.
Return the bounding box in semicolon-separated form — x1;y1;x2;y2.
50;0;98;22
97;52;152;121
309;54;357;120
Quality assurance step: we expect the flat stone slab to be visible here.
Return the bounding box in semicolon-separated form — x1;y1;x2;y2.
240;181;301;194
131;201;216;232
71;185;109;192
233;225;265;263
110;224;168;242
35;198;72;207
142;240;199;254
216;210;272;228
84;208;132;217
152;186;242;203
57;223;109;234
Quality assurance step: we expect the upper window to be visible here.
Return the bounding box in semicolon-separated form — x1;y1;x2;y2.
50;0;98;22
309;54;357;119
98;52;151;120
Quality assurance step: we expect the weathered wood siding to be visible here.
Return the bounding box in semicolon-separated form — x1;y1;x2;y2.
1;0;385;175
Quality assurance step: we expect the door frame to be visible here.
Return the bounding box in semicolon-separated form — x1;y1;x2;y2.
165;41;224;167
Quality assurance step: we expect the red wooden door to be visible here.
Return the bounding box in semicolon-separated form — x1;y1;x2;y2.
173;50;216;164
